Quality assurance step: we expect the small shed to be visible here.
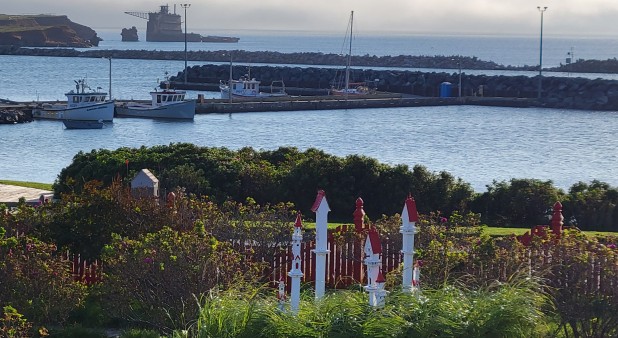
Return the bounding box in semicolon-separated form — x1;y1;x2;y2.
131;169;159;198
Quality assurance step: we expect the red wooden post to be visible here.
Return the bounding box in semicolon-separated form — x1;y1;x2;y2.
551;201;564;238
353;198;365;232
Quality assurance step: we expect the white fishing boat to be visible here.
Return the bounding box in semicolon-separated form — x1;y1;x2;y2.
330;11;373;96
115;78;196;120
220;76;287;99
220;60;287;99
33;79;115;121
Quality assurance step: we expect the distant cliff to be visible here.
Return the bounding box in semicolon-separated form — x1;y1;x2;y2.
0;14;101;47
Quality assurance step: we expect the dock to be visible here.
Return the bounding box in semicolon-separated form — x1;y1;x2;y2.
4;94;540;117
194;94;538;114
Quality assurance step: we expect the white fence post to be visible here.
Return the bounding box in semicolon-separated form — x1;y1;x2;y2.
401;195;419;293
311;190;330;300
288;212;304;314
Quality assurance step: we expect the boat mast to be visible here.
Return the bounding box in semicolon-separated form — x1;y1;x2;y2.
344;11;353;95
228;54;233;102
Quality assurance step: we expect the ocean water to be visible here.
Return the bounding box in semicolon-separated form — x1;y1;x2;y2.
1;33;617;192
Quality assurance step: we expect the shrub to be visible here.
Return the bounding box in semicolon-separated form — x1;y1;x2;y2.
0;232;87;326
100;226;257;332
0;306;32;338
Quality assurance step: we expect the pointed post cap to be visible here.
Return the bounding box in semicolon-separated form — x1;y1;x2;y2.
353;197;365;231
405;194;419;222
294;212;303;228
311;189;327;213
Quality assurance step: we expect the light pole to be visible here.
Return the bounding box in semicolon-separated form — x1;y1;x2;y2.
537;6;547;99
103;56;112;99
181;3;191;85
452;58;462;97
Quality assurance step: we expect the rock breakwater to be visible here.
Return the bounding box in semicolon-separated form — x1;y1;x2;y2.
176;64;618;111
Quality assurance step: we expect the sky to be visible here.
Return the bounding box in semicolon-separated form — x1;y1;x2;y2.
4;0;618;37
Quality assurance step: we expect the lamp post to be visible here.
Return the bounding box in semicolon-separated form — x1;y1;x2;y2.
103;56;112;99
452;58;462;97
181;3;191;85
537;6;547;99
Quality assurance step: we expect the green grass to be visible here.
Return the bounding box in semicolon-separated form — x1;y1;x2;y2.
0;180;53;190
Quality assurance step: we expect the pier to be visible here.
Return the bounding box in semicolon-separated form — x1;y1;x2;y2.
3;95;541;118
194;94;537;114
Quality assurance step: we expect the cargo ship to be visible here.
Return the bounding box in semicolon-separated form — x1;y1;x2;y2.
125;5;239;43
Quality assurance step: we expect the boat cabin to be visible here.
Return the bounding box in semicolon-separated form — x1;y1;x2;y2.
65;92;108;108
149;90;187;107
230;76;261;96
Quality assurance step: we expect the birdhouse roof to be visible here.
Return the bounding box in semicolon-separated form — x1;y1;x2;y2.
405;195;419;222
367;228;382;254
311;190;328;212
294;213;303;228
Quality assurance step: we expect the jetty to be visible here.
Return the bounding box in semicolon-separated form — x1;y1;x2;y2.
5;95;540;117
194;94;538;114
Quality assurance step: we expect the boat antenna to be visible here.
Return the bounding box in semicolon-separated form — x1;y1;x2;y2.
344;10;353;99
229;53;233;103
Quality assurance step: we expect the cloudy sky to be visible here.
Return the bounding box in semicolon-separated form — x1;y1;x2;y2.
4;0;618;37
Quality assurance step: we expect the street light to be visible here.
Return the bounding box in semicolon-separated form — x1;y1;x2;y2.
180;3;191;85
103;56;112;99
537;6;548;99
451;58;462;97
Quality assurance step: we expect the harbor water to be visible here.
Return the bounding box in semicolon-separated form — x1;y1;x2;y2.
0;32;617;191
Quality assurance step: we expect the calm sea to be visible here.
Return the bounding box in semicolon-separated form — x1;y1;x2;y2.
0;32;617;192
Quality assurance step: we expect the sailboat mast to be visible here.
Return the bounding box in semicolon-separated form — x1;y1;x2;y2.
344;11;353;93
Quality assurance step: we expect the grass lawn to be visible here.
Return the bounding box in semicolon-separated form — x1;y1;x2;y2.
0;180;53;191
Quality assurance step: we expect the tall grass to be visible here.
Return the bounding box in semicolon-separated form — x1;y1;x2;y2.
185;278;550;338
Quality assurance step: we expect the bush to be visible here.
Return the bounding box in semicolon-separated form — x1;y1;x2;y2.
0;232;87;327
100;226;257;332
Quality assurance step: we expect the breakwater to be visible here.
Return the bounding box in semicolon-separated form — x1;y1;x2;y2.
176;64;618;111
0;46;519;70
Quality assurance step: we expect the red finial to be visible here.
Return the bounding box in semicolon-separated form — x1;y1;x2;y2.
294;212;303;228
311;190;326;212
353;197;365;232
551;201;564;237
405;195;419;222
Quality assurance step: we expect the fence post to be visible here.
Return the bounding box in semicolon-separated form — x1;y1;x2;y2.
364;227;386;307
311;190;330;300
288;213;304;314
551;201;564;238
400;195;419;293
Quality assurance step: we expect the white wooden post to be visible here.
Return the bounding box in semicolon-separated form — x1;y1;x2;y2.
401;195;419;293
288;212;304;314
412;264;421;292
277;278;286;312
311;190;330;300
364;227;383;307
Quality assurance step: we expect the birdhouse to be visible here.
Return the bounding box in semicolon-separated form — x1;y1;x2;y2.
131;169;159;198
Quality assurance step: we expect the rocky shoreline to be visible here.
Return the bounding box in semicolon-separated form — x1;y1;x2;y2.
0;109;32;124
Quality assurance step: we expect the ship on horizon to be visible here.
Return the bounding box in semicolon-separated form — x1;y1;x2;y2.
124;5;239;43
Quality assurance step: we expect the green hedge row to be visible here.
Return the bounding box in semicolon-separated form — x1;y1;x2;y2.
53;143;618;230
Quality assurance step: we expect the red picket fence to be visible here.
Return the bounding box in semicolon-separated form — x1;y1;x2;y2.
268;224;402;289
64;253;102;285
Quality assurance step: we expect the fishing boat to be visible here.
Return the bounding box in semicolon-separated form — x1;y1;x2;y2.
62;119;105;129
220;76;287;99
32;79;115;121
219;60;287;99
115;77;196;120
330;11;373;96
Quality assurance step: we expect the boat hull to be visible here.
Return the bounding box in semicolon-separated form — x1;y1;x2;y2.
62;120;105;129
115;100;196;119
33;101;115;122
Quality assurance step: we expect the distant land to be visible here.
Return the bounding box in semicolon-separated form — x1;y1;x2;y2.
0;14;101;47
